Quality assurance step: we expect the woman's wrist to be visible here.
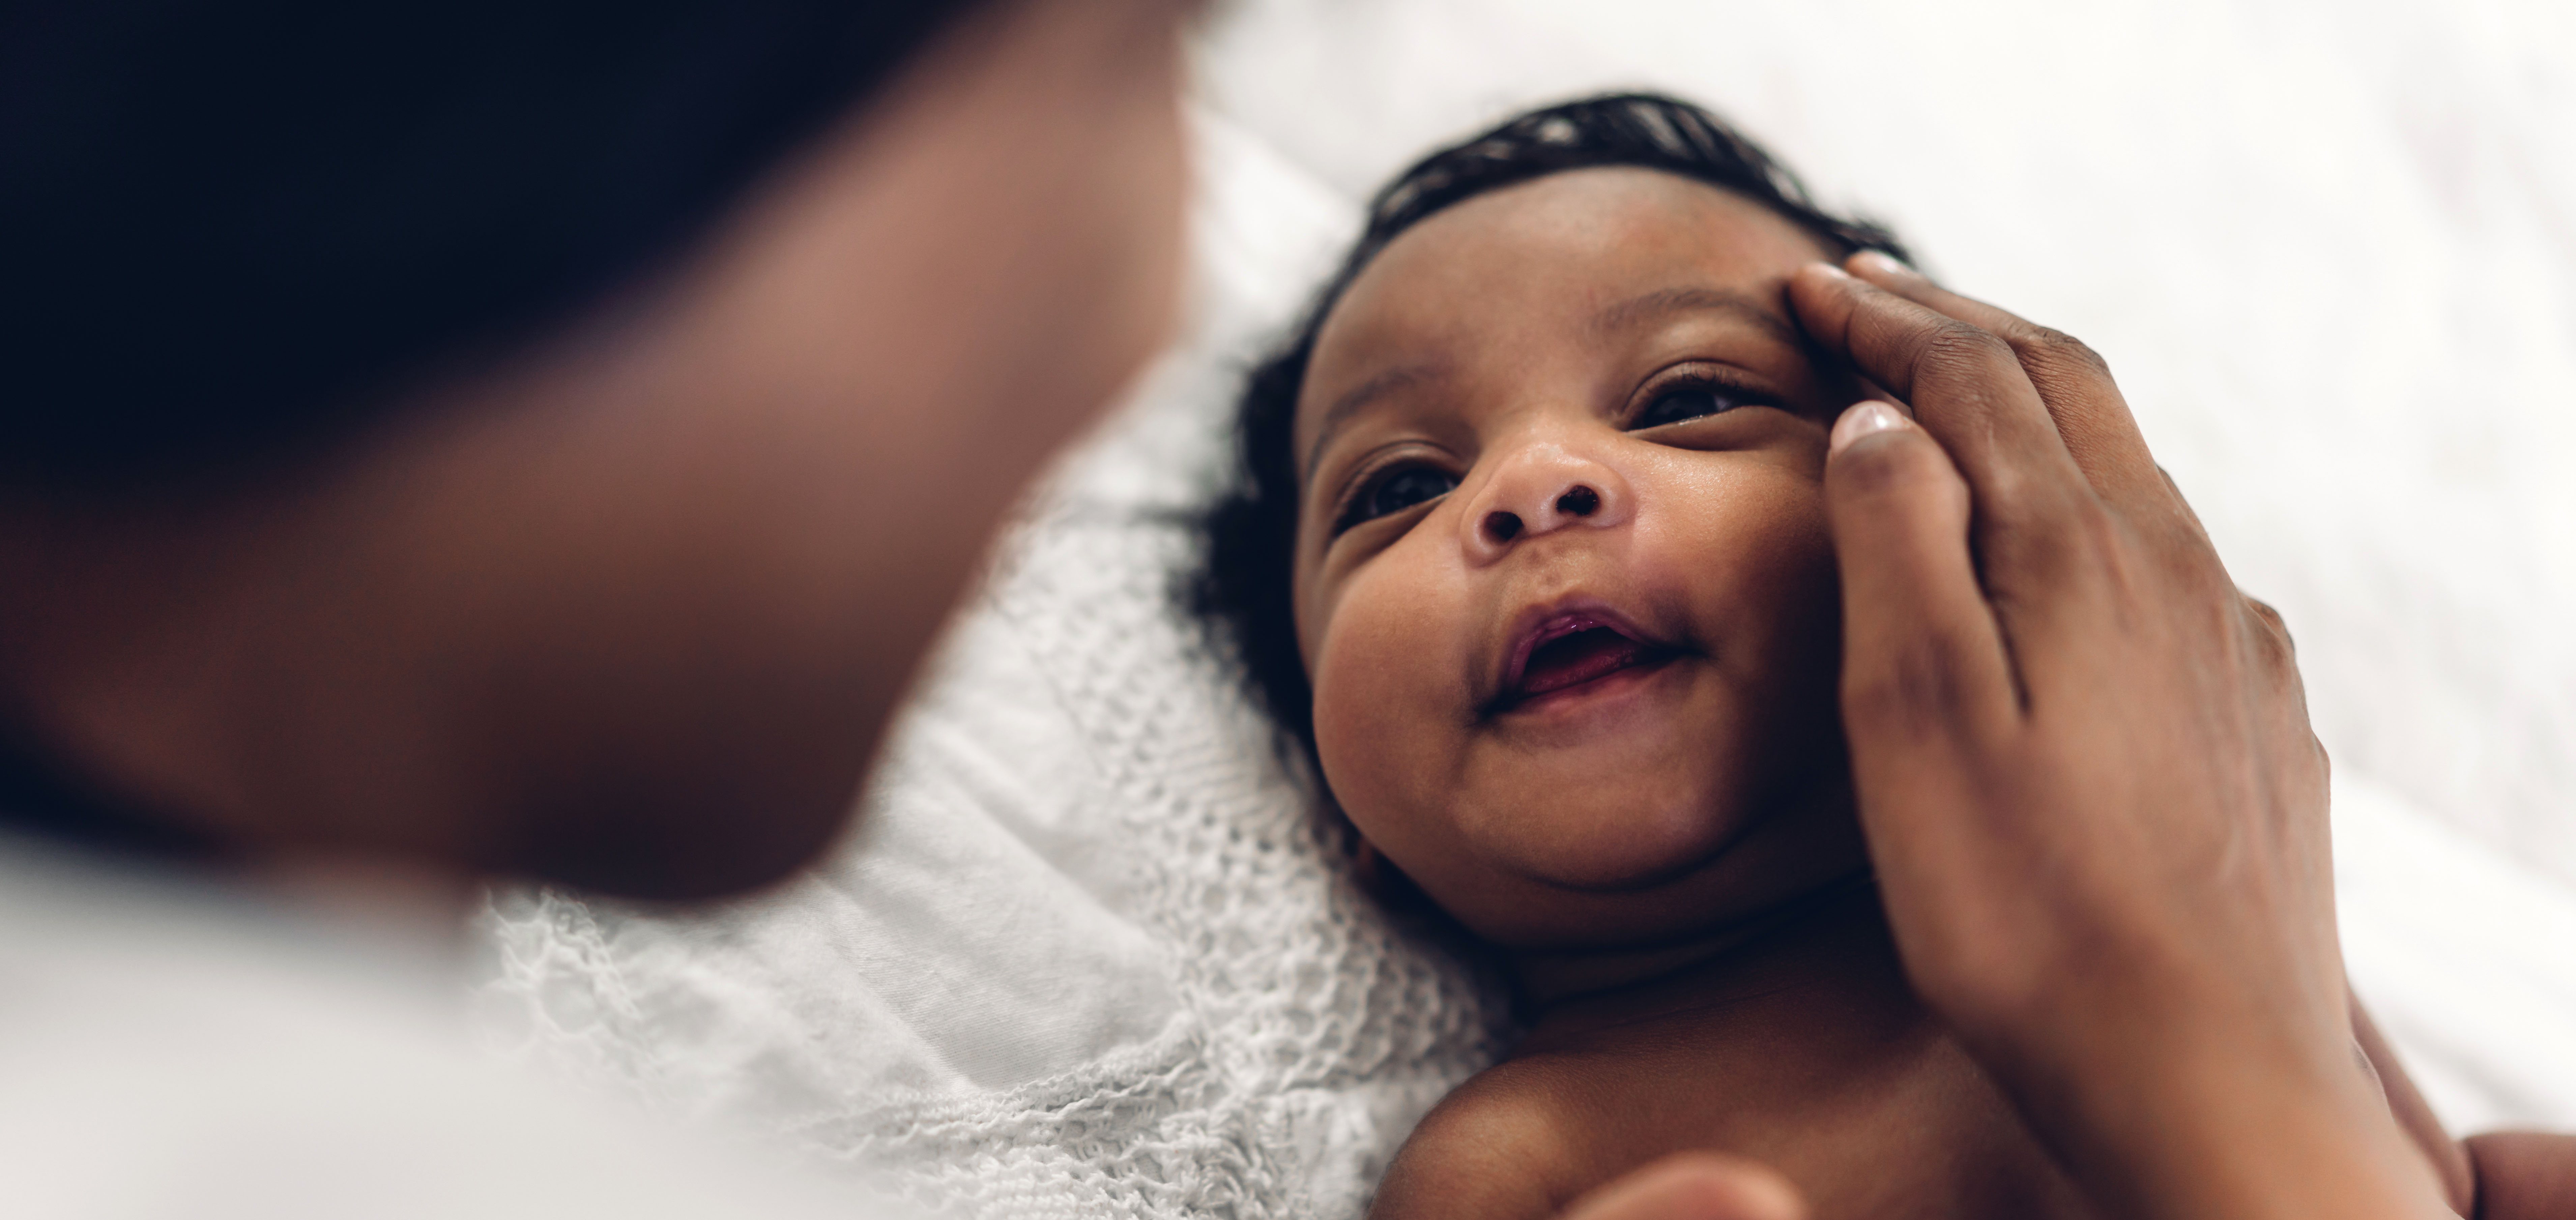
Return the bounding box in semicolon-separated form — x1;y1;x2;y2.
1990;1002;2451;1220
2114;1073;2444;1220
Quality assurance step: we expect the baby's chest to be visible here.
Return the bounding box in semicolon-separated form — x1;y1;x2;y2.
1554;1037;2100;1220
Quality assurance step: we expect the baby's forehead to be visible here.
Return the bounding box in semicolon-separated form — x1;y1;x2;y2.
1296;168;1829;445
1338;168;1825;324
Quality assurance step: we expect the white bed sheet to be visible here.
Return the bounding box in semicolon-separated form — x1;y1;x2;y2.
478;4;2576;1215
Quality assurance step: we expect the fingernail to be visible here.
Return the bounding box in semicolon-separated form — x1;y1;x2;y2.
1853;249;1914;278
1830;401;1906;453
1807;261;1850;279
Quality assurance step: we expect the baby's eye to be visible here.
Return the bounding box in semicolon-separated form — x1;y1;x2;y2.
1630;381;1767;429
1342;465;1457;530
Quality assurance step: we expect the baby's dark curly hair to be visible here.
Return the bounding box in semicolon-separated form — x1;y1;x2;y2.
1190;92;1910;768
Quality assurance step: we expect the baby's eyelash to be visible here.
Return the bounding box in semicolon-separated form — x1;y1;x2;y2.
1624;366;1782;430
1327;475;1372;536
1330;453;1456;536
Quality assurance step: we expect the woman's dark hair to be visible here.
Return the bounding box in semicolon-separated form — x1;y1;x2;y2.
0;0;986;488
1192;92;1910;768
0;0;985;857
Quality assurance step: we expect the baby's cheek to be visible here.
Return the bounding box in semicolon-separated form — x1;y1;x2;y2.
1307;566;1465;858
1697;478;1843;750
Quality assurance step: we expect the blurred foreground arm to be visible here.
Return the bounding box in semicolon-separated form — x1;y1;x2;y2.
1787;251;2451;1220
1560;1154;1804;1220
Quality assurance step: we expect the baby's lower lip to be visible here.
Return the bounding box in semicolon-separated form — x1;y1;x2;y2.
1503;633;1678;710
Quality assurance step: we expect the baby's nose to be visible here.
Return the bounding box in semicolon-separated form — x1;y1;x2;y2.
1482;484;1599;543
1460;443;1632;563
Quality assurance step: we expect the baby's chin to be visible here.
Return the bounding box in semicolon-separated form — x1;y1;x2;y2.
1320;653;1857;944
1407;747;1866;950
1448;698;1781;885
1461;767;1770;893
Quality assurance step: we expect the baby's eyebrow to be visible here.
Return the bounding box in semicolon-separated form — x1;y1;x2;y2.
1302;361;1447;487
1592;286;1801;347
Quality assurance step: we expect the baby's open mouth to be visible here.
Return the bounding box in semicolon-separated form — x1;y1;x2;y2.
1496;613;1679;711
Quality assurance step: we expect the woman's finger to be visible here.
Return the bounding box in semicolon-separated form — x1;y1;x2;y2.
1788;264;2095;539
1839;251;2186;531
1559;1153;1807;1220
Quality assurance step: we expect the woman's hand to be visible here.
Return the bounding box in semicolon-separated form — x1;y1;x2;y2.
1785;252;2450;1220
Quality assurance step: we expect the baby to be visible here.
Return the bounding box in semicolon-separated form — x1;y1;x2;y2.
1196;94;2571;1220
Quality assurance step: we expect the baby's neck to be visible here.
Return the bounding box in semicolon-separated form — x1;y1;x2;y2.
1491;870;2095;1219
1507;875;1923;1057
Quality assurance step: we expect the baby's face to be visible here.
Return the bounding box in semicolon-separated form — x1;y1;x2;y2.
1294;169;1868;949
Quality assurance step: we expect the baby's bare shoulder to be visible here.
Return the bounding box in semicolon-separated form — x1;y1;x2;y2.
1370;1058;1605;1220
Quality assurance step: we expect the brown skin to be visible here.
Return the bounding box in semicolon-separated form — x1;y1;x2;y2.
1294;168;2571;1220
2466;1134;2576;1219
1297;172;1865;952
0;0;1191;900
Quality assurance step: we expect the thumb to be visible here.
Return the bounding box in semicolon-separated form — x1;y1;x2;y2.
1823;400;2015;765
1560;1153;1806;1220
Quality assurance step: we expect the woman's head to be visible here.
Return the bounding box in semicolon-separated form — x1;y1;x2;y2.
1198;95;1908;949
0;0;1195;898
